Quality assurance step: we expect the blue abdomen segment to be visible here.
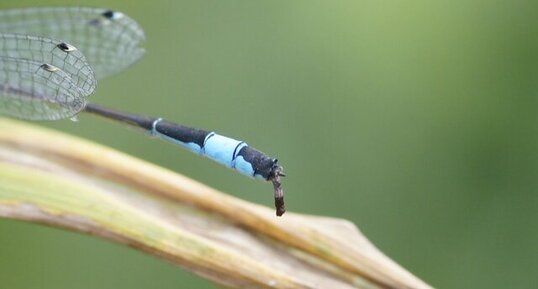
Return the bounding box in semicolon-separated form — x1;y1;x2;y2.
81;104;285;216
152;119;278;180
202;133;254;176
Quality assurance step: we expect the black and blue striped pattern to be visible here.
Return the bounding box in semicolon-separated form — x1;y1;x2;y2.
84;104;286;216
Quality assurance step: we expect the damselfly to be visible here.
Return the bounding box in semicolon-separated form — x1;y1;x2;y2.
0;7;285;216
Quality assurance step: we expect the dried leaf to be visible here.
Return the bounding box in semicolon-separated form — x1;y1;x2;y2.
0;118;431;289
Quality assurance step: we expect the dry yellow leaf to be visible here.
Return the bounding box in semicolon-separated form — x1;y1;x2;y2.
0;118;431;289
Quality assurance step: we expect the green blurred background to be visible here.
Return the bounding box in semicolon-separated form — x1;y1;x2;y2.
1;1;537;288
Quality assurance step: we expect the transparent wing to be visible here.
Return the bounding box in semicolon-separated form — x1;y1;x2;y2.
0;34;96;96
0;7;145;79
0;57;88;120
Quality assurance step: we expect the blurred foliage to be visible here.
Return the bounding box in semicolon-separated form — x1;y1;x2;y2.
0;1;537;288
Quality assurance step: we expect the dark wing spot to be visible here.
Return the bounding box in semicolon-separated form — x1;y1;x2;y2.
40;63;59;72
57;42;77;52
102;10;116;19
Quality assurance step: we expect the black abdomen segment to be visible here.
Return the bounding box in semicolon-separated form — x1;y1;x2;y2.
83;103;286;216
